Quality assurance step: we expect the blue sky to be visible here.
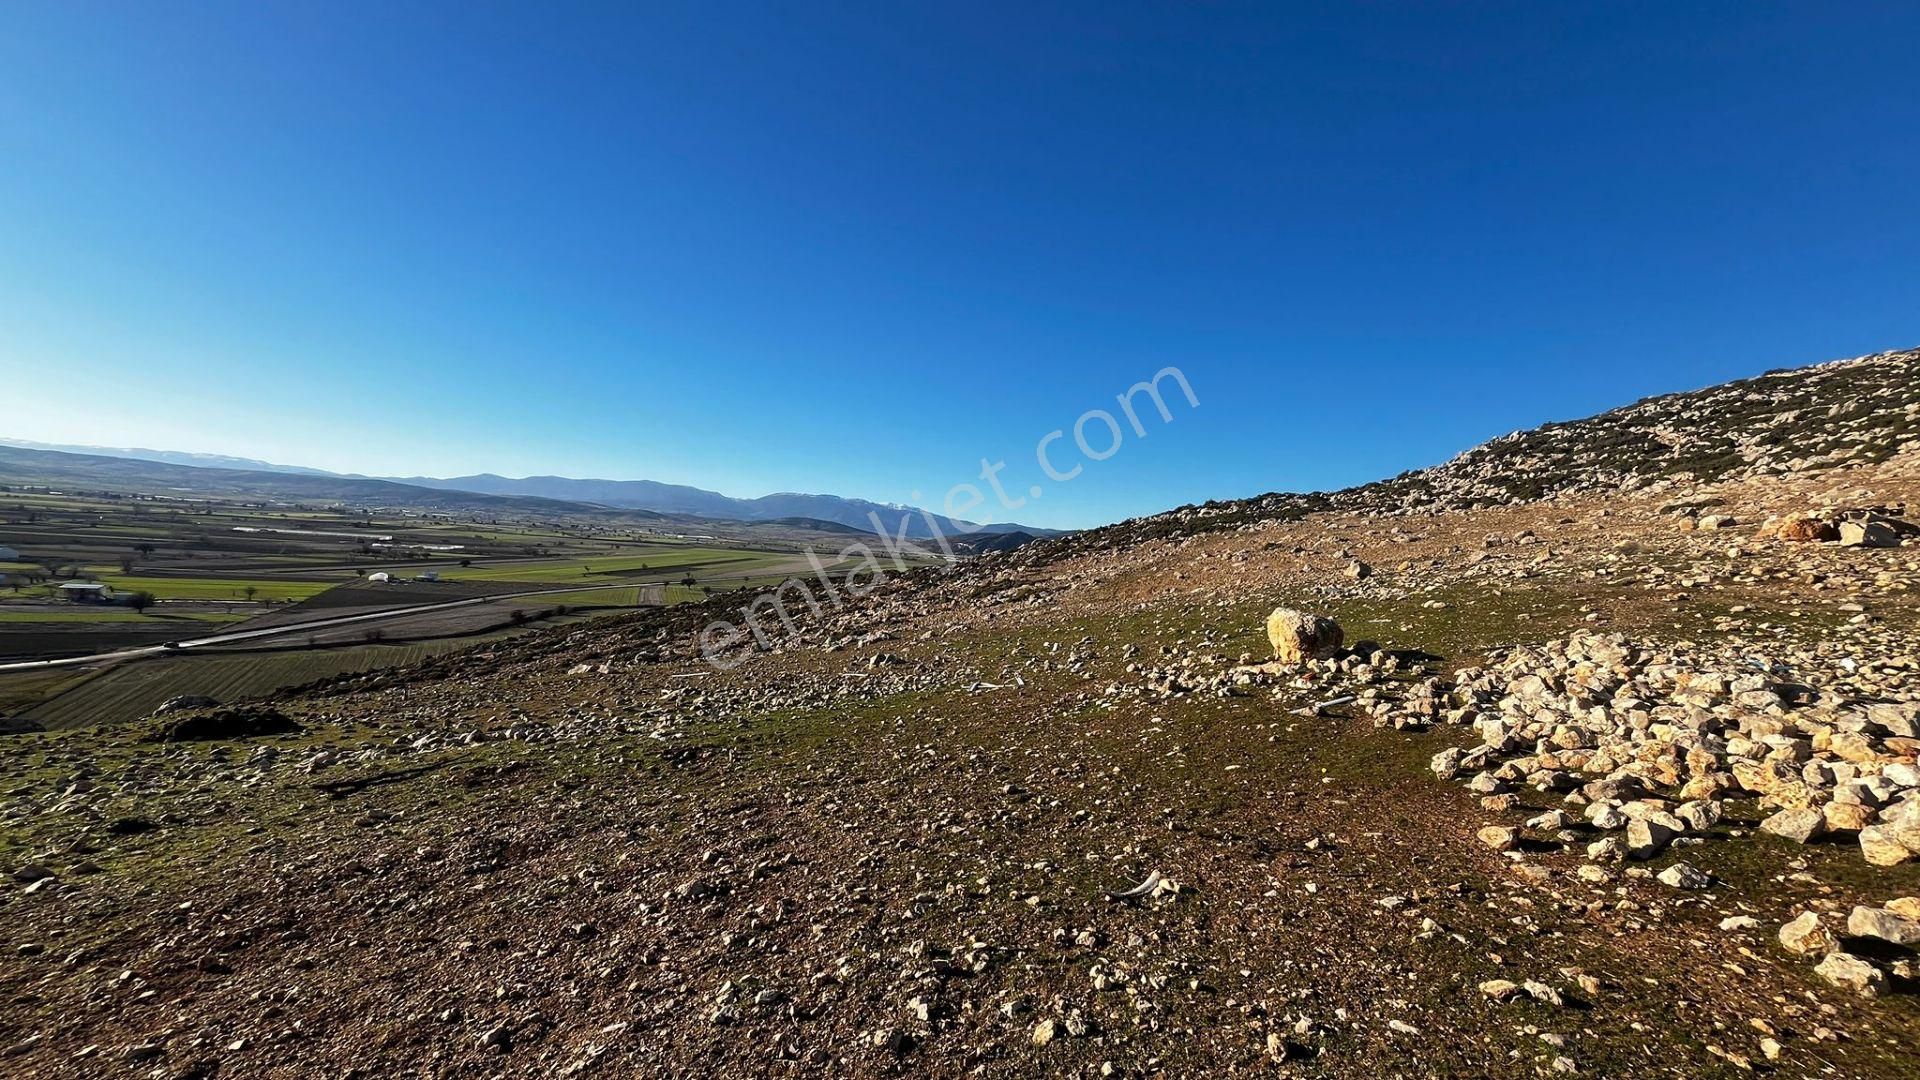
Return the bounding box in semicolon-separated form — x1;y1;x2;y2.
2;3;1916;529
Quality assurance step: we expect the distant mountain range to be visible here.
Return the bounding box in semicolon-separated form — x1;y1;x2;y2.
0;443;620;517
0;439;337;477
387;473;1049;538
0;438;1058;540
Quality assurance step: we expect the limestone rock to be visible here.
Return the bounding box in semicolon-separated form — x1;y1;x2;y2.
1846;905;1920;946
1759;807;1825;844
1478;978;1522;1001
1822;801;1875;833
1839;520;1901;549
1776;514;1838;543
1880;798;1920;853
1814;951;1885;997
1477;826;1519;852
1625;818;1674;860
1657;862;1711;889
1859;825;1915;867
1778;911;1835;956
1265;608;1344;665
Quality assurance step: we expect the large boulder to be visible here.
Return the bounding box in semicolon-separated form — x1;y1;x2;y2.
1626;817;1675;860
1865;703;1919;739
1775;513;1838;543
1759;807;1826;844
1880;797;1920;853
1860;825;1915;867
1822;801;1876;833
1265;609;1344;665
1846;905;1920;947
1814;952;1885;997
1839;519;1902;548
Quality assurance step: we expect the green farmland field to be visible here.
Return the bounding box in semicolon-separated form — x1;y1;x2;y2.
502;585;659;607
87;573;338;602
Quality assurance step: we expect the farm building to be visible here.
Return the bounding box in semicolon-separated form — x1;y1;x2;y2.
0;546;20;560
58;582;116;603
365;572;392;583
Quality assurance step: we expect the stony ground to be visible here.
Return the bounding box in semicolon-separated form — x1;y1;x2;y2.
5;442;1920;1077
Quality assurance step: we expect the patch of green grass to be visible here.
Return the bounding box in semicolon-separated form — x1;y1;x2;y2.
504;585;655;607
0;666;96;715
1655;797;1920;899
89;574;338;602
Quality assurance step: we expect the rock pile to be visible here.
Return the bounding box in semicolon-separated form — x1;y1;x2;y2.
1125;623;1920;873
1409;631;1920;869
1761;508;1918;549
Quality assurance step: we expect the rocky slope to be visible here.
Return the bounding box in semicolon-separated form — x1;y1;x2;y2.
1036;346;1920;554
2;346;1919;1078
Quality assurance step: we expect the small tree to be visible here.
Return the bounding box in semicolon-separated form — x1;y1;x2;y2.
126;590;156;614
243;585;259;602
120;555;136;573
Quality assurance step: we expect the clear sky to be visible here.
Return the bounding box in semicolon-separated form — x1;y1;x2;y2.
3;3;1916;529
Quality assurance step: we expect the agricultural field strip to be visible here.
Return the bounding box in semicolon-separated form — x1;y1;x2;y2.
437;548;784;583
0;582;662;673
19;640;483;729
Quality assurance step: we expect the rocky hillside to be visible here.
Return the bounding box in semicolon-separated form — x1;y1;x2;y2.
1040;346;1920;555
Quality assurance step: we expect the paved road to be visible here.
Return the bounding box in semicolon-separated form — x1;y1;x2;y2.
0;583;658;673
